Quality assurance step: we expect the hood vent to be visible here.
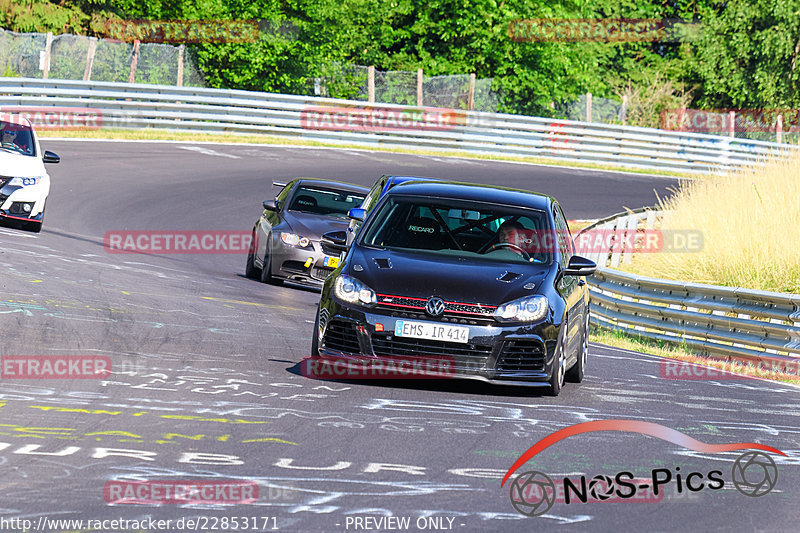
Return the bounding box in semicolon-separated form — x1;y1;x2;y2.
374;258;392;269
497;271;522;283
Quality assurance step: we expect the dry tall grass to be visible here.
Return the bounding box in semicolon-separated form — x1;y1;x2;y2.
626;152;800;293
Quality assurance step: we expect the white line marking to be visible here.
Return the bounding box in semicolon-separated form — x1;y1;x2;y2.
0;228;36;238
179;145;240;159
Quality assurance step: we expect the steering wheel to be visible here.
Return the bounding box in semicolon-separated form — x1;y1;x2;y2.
482;242;531;261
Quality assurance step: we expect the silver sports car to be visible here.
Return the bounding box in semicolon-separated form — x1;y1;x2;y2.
245;178;368;289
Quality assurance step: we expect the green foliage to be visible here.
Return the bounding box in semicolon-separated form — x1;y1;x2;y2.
693;0;800;108
2;63;19;77
1;0;799;117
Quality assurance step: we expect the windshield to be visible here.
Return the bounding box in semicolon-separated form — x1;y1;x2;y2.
287;185;366;218
0;120;35;157
361;195;554;265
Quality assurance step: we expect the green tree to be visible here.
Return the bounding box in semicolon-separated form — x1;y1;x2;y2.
692;0;800;108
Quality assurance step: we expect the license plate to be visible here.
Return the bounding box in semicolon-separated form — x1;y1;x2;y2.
324;256;339;268
394;320;469;344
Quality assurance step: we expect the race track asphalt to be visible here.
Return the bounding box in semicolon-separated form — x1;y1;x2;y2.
0;140;796;533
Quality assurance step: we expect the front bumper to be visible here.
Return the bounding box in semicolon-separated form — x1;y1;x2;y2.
316;300;560;386
0;183;46;221
273;239;342;287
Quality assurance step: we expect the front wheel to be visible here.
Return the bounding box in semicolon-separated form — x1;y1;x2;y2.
566;312;589;383
311;310;320;356
260;239;276;284
546;330;566;396
245;229;260;279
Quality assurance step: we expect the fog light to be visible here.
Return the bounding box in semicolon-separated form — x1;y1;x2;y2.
23;203;31;212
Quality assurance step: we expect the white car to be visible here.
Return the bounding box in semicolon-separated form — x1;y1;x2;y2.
0;113;59;232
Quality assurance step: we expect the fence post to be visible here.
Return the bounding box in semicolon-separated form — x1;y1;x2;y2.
83;37;97;81
416;68;423;106
467;73;476;111
368;65;375;103
728;110;735;138
128;39;140;84
777;114;783;143
42;32;53;79
586;92;592;122
620;95;628;125
177;44;185;87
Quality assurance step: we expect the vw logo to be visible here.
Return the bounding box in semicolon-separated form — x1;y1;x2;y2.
425;297;445;317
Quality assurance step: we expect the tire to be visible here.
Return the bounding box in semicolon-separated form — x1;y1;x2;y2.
245;230;260;279
311;310;320;356
260;239;276;284
566;311;589;383
547;328;567;396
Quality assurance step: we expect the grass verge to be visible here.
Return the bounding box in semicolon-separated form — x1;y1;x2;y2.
621;150;800;292
38;128;689;178
591;325;800;385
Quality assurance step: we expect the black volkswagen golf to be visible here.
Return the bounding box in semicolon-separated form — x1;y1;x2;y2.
311;181;596;395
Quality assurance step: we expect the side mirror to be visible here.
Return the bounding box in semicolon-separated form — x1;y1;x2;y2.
42;150;60;164
322;230;348;253
262;199;278;211
347;207;366;221
563;255;597;276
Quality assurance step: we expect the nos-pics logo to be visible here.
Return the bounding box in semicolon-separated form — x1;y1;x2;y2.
501;420;783;517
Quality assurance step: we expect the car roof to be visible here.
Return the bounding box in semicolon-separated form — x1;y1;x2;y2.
292;178;369;193
387;180;555;210
386;176;432;184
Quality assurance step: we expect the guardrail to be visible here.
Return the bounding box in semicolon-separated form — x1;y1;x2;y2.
578;211;800;368
1;77;796;175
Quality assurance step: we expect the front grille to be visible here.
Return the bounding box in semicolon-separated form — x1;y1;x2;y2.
322;320;360;353
376;293;497;319
280;260;307;273
386;310;490;326
317;307;329;331
321;242;341;256
497;339;546;373
312;266;335;280
371;333;492;372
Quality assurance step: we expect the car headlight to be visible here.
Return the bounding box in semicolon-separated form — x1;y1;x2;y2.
8;176;41;186
494;295;549;322
281;232;310;248
333;274;377;306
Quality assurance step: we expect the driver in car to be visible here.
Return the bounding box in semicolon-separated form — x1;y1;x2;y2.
490;219;542;262
1;128;18;147
497;220;525;247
